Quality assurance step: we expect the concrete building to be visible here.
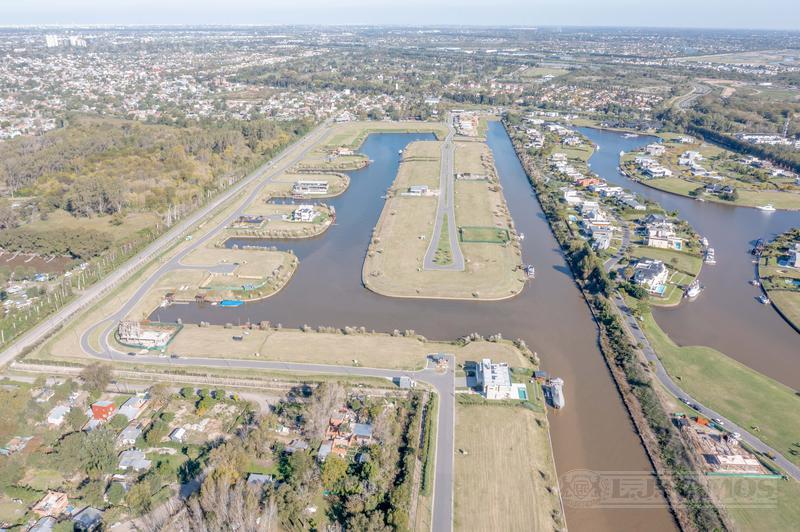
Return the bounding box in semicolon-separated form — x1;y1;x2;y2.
292;180;329;195
475;358;513;400
292;204;317;222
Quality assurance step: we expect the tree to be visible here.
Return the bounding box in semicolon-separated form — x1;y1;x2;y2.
144;419;169;445
66;407;87;431
321;455;348;490
107;482;126;506
149;382;172;408
80;363;112;393
304;383;345;440
109;414;129;431
180;386;195;399
79;429;116;479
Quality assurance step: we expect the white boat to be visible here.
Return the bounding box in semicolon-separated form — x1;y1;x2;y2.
704;248;716;265
758;294;771;305
619;150;625;156
524;264;535;279
547;378;565;409
519;232;525;241
750;279;761;286
623;133;639;138
398;149;403;155
757;204;776;212
701;236;709;248
684;280;703;299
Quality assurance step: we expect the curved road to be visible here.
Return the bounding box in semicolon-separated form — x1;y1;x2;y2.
0;120;333;369
423;114;465;271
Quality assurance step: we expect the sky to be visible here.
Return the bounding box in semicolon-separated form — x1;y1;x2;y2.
1;0;799;30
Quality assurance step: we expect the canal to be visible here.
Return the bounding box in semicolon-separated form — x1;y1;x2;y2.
577;127;800;389
153;123;678;531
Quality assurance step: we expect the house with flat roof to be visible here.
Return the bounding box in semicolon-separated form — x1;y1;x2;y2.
118;396;147;421
46;405;70;426
293;180;329;195
475;358;513;400
118;449;151;471
72;506;103;531
292;204;317;222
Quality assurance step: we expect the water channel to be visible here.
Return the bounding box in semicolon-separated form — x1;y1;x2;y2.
153;123;681;531
577;127;800;389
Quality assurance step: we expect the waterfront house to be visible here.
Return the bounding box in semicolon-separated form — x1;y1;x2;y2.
563;189;582;205
789;243;800;268
633;259;669;294
293;180;329;195
475;358;513;400
292;204;317;222
647;227;683;251
645;143;666;156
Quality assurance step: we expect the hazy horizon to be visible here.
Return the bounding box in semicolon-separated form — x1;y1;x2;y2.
2;0;799;31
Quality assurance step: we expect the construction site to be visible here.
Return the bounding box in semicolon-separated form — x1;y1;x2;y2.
676;415;775;477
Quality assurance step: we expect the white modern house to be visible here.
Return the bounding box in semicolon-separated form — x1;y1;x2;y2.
475;358;513;400
292;180;329;195
292;204;317;222
633;259;669;294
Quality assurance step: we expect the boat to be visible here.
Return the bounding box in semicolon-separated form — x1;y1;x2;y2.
219;299;244;308
546;378;565;409
701;236;709;248
398;149;403;155
519;232;525;241
751;238;765;255
750;279;761;286
758;294;771;305
523;264;535;279
619;150;625;157
684;280;704;299
623;133;639;138
757;204;776;212
704;248;716;265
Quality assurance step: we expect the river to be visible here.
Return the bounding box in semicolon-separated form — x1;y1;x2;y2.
153;123;678;531
577;127;800;389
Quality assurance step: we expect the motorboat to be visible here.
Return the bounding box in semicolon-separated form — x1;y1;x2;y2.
519;232;525;241
684;280;703;299
757;204;776;212
623;133;639;138
750;279;761;286
523;264;536;279
619;150;625;156
701;236;709;248
758;294;771;305
704;248;716;265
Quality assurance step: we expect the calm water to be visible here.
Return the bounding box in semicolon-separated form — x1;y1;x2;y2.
578;127;800;389
154;124;677;531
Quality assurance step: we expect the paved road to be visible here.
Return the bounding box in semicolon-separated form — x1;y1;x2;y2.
610;292;800;481
69;118;457;531
603;219;631;271
423;115;465;271
82;337;457;532
674;82;711;110
0;120;332;370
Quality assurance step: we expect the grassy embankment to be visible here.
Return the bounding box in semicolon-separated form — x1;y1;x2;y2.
620;137;800;210
639;310;800;530
640;311;800;468
758;234;800;332
454;403;562;532
229;202;335;239
260;171;350;199
297;121;448;172
363;140;525;300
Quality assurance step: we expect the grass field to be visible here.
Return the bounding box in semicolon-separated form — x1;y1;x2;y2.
459;226;510;243
166;327;532;369
640;311;800;468
324;120;448;149
629;246;702;276
454;404;561;532
712;476;800;532
518;66;568;79
765;290;800;331
24;209;159;243
261;172;349;198
433;215;453;265
233;202;333;239
363;140;525;300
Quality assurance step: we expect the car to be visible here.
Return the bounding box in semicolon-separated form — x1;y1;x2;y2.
712;418;723;425
680;398;690;405
170;354;179;359
127;352;136;357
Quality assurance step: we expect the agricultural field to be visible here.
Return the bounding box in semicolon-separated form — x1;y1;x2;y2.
453;404;561;532
363;140;525;300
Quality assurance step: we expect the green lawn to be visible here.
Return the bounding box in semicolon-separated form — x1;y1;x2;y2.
0;499;26;524
629;246;702;276
642;177;701;196
434;215;453;265
716;476;800;532
20;469;64;491
640;311;800;468
459;226;510;244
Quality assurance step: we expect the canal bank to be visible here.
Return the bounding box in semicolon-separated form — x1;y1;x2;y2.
152;125;677;531
577;127;800;390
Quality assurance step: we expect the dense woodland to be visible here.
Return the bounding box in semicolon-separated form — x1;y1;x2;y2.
0;115;311;219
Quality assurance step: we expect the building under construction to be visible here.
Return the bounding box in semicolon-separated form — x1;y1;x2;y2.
678;418;769;476
116;321;176;349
